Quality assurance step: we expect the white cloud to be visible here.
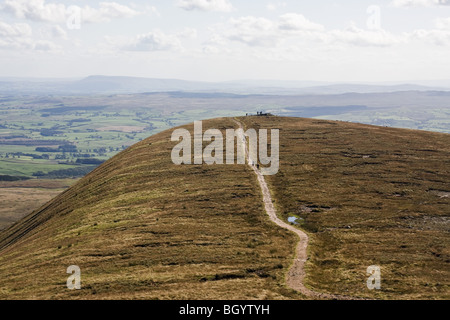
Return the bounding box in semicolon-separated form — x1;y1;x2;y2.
177;27;198;39
391;0;450;7
50;25;67;39
226;16;279;47
266;2;287;11
202;33;231;54
2;0;66;22
266;4;277;11
0;38;28;50
202;45;220;54
123;30;183;52
37;24;68;40
145;5;161;17
0;20;60;51
82;2;141;23
278;13;324;32
1;0;141;23
0;21;32;37
223;14;399;48
177;0;234;12
408;17;450;45
204;33;227;46
410;29;450;45
33;39;60;51
435;17;450;29
331;24;402;47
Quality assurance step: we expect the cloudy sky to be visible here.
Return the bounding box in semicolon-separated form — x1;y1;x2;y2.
0;0;450;82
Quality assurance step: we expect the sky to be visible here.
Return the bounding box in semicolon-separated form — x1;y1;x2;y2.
0;0;450;82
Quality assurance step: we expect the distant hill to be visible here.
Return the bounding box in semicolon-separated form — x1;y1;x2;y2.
0;116;448;300
0;75;449;95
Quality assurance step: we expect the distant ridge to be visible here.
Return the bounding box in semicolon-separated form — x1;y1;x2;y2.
0;75;449;95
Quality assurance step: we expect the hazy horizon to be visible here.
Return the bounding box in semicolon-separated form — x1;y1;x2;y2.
1;74;450;86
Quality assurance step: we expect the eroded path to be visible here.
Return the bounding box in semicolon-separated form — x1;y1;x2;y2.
233;119;356;300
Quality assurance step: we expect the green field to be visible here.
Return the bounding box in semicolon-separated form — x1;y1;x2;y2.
0;95;250;177
0;158;80;176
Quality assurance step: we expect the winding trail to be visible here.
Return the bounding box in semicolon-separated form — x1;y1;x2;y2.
233;118;356;300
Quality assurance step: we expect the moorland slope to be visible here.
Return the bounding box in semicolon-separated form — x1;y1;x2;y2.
0;116;448;300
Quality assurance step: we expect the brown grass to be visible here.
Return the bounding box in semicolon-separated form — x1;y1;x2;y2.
0;118;298;300
240;116;450;300
0;116;448;300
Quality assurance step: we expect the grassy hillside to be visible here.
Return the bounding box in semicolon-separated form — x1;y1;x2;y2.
0;116;448;300
0;118;298;300
239;117;450;300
